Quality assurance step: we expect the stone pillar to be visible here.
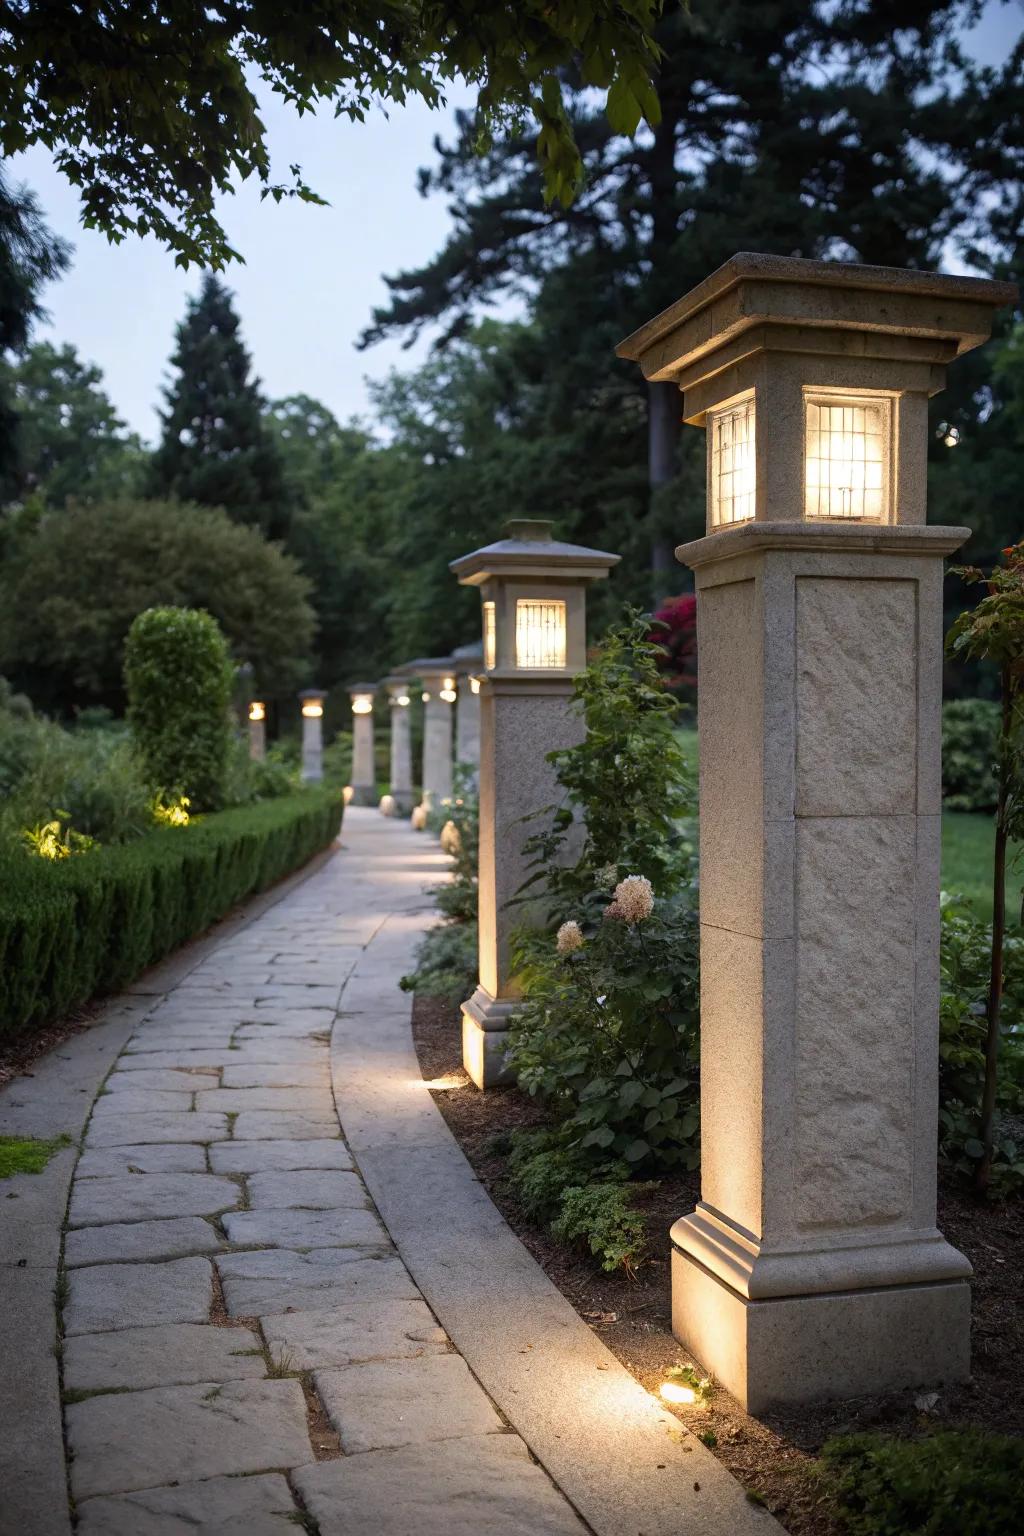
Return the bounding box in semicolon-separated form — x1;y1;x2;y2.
617;253;1017;1411
247;701;266;762
347;685;377;806
450;520;619;1088
411;660;456;818
298;689;326;783
380;675;415;815
451;643;483;775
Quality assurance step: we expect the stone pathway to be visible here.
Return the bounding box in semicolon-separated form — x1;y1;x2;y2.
59;812;587;1535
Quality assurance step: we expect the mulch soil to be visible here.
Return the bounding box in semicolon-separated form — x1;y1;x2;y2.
412;993;1024;1536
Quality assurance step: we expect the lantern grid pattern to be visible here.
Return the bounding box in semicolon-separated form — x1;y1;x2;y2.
515;599;567;669
804;393;889;521
482;602;497;670
709;394;756;527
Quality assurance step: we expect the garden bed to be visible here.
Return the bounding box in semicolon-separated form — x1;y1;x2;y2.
413;993;1024;1536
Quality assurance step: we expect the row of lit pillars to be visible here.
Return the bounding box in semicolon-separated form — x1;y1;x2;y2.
246;692;327;780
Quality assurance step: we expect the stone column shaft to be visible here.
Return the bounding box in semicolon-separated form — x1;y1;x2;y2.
301;715;322;783
455;677;481;771
349;710;376;806
248;718;265;762
421;699;453;808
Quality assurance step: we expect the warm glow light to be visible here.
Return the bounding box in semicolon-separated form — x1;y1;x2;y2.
421;690;431;703
483;601;496;669
440;687;457;703
301;701;323;718
248;701;265;722
804;392;889;520
710;393;756;526
469;676;481;695
660;1381;697;1406
394;692;411;708
351;694;374;715
515;599;567;669
443;675;455;691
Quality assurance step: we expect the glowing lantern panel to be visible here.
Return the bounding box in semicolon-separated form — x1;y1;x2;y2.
515;599;567;669
482;601;497;670
804;393;889;521
709;394;756;527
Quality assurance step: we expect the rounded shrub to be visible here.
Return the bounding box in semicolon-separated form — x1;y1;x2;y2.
124;607;234;811
942;697;1000;812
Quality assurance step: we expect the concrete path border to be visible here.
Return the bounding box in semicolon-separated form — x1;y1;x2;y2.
331;810;780;1536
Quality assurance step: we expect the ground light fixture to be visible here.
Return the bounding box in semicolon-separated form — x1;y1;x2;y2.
347;684;378;806
297;688;326;783
450;518;619;1088
616;252;1018;1414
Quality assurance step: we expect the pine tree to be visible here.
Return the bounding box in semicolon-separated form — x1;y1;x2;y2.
150;275;289;540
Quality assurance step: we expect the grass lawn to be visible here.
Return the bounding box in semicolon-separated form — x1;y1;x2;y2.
676;726;1021;923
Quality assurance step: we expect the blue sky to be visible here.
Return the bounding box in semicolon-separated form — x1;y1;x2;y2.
9;1;1021;444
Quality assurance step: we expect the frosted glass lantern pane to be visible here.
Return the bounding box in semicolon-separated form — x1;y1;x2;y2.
804;394;890;520
710;394;756;527
515;599;567;669
482;601;496;669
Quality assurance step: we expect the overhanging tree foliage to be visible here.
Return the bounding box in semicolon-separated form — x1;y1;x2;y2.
0;0;670;267
364;0;1024;591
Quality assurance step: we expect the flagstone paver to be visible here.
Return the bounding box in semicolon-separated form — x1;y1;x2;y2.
65;1216;222;1267
315;1353;505;1452
64;1323;266;1392
75;1472;299;1536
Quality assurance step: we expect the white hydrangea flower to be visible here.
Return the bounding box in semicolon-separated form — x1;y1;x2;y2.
556;919;585;955
613;874;654;923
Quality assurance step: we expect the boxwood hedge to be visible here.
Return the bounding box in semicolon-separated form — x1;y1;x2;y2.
0;788;343;1040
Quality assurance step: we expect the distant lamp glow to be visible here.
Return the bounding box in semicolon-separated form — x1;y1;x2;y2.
248;701;265;723
469;675;481;695
301;700;323;719
709;393;756;527
937;421;961;448
440;676;457;704
483;601;497;669
395;692;411;708
421;690;431;703
659;1380;697;1406
804;391;890;520
515;599;567;669
351;693;374;715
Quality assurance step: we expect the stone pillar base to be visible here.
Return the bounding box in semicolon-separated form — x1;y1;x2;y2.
671;1247;971;1415
348;784;377;807
461;987;519;1089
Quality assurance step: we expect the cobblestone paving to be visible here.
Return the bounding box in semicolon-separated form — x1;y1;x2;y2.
60;811;587;1535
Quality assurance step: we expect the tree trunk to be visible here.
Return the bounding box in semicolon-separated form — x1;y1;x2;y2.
976;667;1011;1195
649;379;681;601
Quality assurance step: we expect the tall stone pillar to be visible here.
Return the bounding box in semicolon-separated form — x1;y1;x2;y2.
617;254;1016;1411
380;674;415;816
412;660;456;819
450;520;619;1088
452;642;483;775
247;700;266;762
298;689;326;783
347;685;377;806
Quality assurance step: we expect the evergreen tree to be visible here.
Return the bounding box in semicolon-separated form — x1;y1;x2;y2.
363;0;1024;596
150;275;289;539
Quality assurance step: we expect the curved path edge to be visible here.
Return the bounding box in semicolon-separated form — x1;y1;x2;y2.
331;811;781;1536
0;837;340;1536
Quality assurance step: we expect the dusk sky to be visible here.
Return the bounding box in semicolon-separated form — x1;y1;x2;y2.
9;0;1021;444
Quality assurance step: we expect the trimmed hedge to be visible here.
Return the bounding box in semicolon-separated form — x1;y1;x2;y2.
0;789;344;1040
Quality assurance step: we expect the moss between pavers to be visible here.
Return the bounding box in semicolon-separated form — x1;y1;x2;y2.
0;1133;72;1178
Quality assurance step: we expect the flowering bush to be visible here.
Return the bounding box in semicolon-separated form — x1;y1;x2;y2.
509;612;700;1175
649;593;697;706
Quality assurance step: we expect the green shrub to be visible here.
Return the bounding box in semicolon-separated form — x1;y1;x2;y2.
0;788;343;1040
125;607;234;811
821;1429;1024;1536
550;1180;649;1273
399;919;478;1000
942;698;1000;812
0;708;153;845
938;895;1024;1194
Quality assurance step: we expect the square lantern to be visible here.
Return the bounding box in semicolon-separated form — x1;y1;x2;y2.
248;700;266;723
350;690;374;716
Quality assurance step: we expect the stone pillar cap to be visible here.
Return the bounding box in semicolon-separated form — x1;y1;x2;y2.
297;687;327;700
451;522;620;586
616;251;1018;384
347;682;378;694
